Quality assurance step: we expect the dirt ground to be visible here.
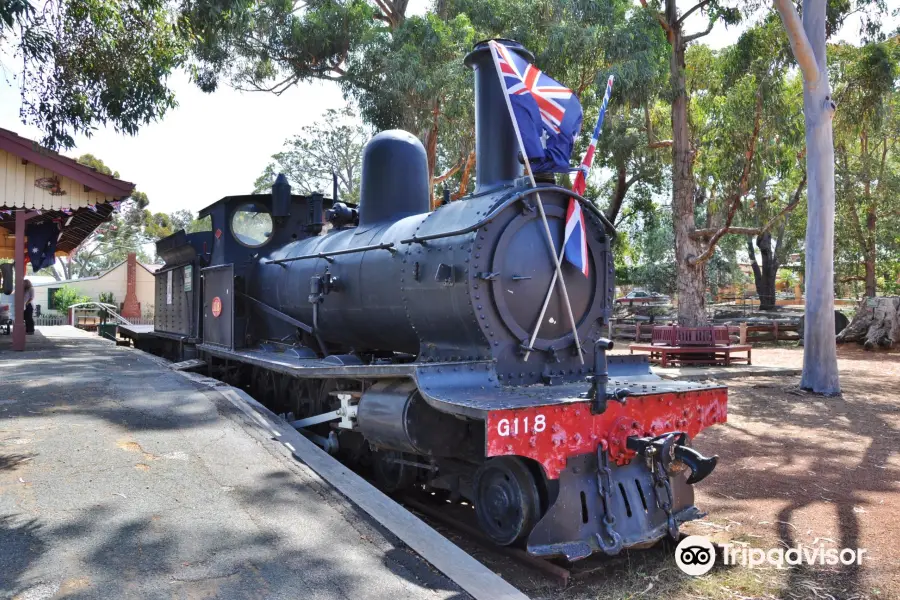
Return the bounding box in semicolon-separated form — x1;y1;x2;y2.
688;343;900;600
426;343;900;600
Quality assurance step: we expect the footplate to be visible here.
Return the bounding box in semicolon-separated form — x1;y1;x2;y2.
526;453;702;561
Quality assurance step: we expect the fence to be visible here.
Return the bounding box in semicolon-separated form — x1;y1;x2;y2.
610;319;801;344
35;314;154;327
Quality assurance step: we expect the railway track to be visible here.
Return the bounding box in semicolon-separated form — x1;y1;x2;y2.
395;487;680;594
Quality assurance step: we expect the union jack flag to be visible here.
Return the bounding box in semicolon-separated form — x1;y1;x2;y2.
573;76;614;197
488;40;583;173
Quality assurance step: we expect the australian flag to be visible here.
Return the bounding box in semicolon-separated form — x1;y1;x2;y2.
489;41;583;174
26;220;60;272
563;198;589;277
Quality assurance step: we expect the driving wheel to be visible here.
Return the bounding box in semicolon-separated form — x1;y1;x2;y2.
473;456;541;546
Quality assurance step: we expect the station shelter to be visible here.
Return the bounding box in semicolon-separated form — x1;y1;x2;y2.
0;127;135;350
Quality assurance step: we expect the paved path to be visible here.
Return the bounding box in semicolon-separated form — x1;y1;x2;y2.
0;328;466;600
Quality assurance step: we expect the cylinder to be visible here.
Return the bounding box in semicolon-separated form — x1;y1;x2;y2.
356;380;470;456
464;39;534;194
358;130;430;226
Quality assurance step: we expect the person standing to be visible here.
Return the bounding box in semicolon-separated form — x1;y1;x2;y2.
22;279;34;334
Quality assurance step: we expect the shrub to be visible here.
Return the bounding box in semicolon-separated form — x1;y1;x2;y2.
98;291;116;306
52;286;91;313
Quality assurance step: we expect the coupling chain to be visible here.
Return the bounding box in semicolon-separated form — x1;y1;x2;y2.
595;447;623;555
649;450;679;538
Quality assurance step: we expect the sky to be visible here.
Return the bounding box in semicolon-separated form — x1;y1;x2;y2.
0;3;890;217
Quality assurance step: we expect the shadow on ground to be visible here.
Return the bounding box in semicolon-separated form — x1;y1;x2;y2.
1;329;465;599
693;360;900;599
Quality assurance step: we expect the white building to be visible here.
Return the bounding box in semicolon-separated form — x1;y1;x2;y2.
1;254;160;316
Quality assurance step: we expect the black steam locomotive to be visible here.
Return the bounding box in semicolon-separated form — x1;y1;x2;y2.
139;40;726;560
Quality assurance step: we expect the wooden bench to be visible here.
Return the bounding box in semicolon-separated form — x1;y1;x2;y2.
629;343;751;368
650;325;677;346
675;325;731;347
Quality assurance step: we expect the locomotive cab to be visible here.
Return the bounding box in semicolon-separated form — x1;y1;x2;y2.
196;185;351;350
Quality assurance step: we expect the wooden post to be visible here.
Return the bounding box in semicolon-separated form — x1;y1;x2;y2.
739;322;748;345
635;322;641;342
12;209;25;351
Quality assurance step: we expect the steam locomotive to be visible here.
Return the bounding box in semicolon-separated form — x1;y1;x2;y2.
140;39;726;560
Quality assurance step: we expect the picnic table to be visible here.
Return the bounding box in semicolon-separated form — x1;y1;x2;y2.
630;325;751;368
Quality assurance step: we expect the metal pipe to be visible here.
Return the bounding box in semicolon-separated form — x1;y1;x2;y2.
264;242;396;265
400;186;615;246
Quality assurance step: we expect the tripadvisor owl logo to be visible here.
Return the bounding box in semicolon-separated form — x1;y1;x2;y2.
675;535;717;576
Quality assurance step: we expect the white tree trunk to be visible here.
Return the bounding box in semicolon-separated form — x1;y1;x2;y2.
798;2;839;395
774;0;840;395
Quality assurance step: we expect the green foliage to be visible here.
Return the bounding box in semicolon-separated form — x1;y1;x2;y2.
777;269;797;289
0;0;32;30
830;38;900;294
52;286;91;312
11;0;182;149
621;206;677;295
254;107;369;203
73;153;120;178
98;291;116;305
55;155;207;279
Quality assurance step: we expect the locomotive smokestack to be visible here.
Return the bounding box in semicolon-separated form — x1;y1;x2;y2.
464;39;535;194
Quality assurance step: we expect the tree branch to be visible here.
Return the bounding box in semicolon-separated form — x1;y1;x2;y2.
692;173;806;240
677;0;712;25
689;87;763;265
759;172;806;236
772;0;821;85
451;151;476;200
691;226;762;238
432;155;466;184
683;19;715;43
639;0;673;38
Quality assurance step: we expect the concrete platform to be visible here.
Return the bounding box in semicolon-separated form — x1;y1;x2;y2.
0;327;494;599
653;364;802;381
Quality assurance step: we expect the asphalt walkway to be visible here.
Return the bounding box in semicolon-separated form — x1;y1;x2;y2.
0;327;466;600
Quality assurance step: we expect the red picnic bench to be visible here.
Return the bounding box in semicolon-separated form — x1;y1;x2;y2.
631;325;751;368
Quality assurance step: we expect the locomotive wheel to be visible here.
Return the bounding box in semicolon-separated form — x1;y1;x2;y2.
473;456;541;547
372;450;417;494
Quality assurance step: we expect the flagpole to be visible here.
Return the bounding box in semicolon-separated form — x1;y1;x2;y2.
525;76;614;361
487;41;584;365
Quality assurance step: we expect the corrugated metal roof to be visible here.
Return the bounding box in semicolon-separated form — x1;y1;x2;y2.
0;128;135;200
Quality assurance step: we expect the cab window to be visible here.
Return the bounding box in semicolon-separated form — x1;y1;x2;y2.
231;203;273;248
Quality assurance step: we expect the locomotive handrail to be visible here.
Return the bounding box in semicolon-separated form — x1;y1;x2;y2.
264;242;397;265
238;291;314;334
399;185;616;246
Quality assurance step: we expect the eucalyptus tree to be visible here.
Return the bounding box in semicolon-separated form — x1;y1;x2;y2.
830;39;899;298
692;20;807;311
770;0;885;394
253;107;369;204
447;0;671;222
181;0;476;196
5;0;182;149
637;0;743;326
